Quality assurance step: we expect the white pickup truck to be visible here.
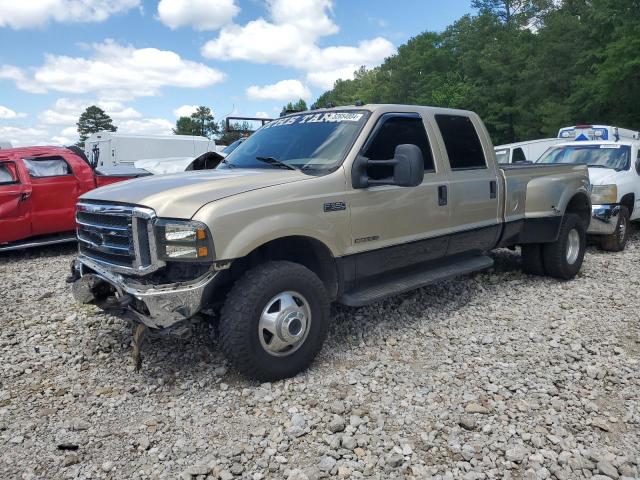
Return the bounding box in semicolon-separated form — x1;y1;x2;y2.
537;125;640;251
495;138;564;164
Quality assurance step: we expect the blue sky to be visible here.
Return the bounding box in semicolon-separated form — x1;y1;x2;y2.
0;0;473;146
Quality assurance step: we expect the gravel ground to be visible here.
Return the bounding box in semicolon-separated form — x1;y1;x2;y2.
1;231;639;480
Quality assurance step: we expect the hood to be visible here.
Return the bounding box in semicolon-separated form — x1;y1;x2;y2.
587;167;618;185
81;168;312;218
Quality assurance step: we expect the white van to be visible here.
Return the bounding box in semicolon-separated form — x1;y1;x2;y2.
495;138;564;164
84;132;217;169
537;125;640;251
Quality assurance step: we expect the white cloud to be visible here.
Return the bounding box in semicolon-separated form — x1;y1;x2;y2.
61;126;78;137
39;98;142;126
246;79;311;101
173;104;199;118
50;135;74;145
118;118;174;136
1;39;225;100
0;105;26;119
201;0;395;89
0;125;52;147
0;65;46;93
255;111;270;119
0;98;173;147
157;0;238;31
0;0;140;29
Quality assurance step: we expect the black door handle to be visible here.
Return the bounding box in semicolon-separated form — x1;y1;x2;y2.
489;180;497;199
438;185;447;206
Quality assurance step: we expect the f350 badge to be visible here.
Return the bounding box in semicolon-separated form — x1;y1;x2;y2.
323;202;346;212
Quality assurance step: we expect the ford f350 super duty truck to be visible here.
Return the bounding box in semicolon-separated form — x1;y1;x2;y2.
69;105;591;380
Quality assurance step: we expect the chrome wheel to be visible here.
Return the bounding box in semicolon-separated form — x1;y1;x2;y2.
258;291;311;357
566;228;580;265
618;215;627;243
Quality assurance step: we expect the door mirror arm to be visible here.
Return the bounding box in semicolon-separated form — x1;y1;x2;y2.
352;144;424;189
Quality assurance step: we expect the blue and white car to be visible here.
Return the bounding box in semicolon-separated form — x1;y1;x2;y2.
538;125;640;251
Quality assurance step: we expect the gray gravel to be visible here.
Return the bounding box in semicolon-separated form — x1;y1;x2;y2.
1;231;639;479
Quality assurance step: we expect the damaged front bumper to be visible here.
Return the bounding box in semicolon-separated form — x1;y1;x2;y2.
70;256;220;329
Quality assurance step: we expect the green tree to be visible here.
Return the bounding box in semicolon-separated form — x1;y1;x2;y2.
173;116;200;136
280;99;308;115
173;106;220;138
76;106;117;147
313;1;640;144
218;121;252;145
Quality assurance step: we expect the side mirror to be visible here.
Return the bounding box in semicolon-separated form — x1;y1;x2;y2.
352;144;424;189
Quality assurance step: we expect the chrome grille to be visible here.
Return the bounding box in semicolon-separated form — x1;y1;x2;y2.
76;202;163;274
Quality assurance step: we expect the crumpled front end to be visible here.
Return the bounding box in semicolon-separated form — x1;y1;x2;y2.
70;200;223;330
70;256;220;329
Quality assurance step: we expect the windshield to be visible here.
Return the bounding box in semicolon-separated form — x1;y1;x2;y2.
219;110;369;173
537;144;631;171
495;148;509;164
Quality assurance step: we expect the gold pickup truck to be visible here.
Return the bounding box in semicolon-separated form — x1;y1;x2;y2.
69;105;590;380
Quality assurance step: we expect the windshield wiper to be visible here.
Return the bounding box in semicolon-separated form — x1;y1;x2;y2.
255;156;298;171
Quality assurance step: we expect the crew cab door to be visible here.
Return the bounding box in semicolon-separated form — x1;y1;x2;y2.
431;114;501;255
0;160;32;243
23;155;80;236
348;112;450;278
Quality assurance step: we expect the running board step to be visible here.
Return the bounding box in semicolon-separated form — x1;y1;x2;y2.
340;254;494;307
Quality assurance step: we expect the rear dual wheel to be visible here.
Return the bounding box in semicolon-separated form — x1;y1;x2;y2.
521;213;586;280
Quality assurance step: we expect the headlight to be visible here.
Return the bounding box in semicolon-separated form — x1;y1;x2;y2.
590;184;617;204
155;219;214;261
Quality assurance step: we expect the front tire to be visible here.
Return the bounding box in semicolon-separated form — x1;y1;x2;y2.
219;261;330;381
543;213;586;280
600;206;629;252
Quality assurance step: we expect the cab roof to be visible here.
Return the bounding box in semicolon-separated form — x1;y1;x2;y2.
0;145;74;159
285;104;477;117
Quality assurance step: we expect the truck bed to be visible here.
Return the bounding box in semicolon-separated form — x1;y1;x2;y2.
499;163;589;224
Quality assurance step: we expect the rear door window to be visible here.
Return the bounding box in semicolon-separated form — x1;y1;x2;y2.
0;162;19;184
23;157;71;178
435;114;487;170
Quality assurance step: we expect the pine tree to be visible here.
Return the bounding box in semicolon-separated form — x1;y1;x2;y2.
173;106;220;138
76;106;117;147
280;99;308;115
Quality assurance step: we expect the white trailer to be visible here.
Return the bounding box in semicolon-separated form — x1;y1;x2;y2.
495;138;565;164
0;140;12;150
84;132;217;168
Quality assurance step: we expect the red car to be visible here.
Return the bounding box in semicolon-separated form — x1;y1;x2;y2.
0;146;147;251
